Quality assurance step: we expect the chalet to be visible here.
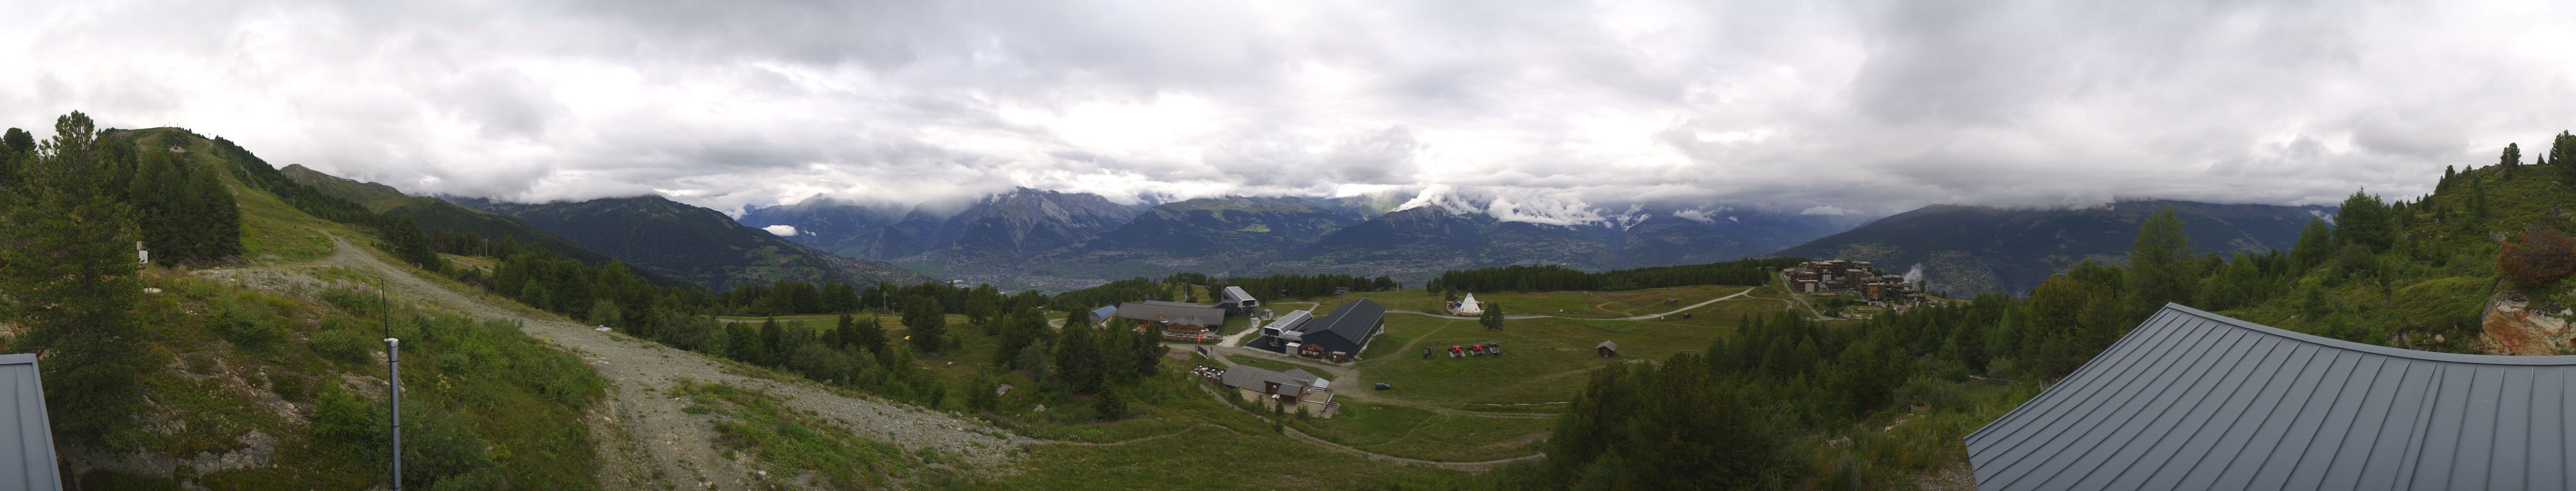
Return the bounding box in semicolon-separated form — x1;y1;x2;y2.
1448;292;1484;316
1257;298;1386;362
1595;340;1618;357
1118;300;1226;343
1217;286;1260;317
1219;365;1338;418
1783;259;1926;304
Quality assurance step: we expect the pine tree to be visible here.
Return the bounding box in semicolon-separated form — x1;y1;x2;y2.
0;111;156;442
2502;142;2523;169
2332;190;2394;252
902;297;945;353
1480;302;1505;330
1055;323;1104;393
758;317;784;366
0;128;31;156
2125;206;2197;313
127;152;183;263
851;316;888;354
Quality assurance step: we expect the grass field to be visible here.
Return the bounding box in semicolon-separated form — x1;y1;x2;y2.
1308;283;1758;319
223;165;366;262
1347;314;1738;408
1191;281;1803;468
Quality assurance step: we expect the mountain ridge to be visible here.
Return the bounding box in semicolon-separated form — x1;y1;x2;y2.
1771;199;2332;294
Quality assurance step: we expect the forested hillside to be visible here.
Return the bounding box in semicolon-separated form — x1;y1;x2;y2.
1450;135;2576;489
1772;199;2324;295
445;194;930;290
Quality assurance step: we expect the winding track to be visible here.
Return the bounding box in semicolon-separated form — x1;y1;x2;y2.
242;238;1033;490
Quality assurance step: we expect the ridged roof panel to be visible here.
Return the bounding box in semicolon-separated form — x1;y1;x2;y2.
1966;304;2576;491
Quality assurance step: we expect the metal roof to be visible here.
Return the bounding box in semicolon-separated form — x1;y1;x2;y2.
0;354;60;491
1117;301;1225;327
1222;286;1255;303
1298;299;1385;356
1965;304;2576;491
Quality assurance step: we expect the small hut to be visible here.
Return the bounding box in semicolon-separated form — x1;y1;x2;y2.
1594;340;1618;358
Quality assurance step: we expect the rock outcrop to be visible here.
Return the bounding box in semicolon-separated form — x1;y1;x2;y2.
2477;289;2576;355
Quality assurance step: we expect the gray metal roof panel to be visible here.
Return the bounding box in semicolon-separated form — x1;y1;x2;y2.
0;354;59;491
1966;304;2576;491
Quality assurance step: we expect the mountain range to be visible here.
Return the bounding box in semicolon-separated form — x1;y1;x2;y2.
290;165;2339;296
438;195;930;289
1772;199;2331;294
740;191;1866;290
278;163;928;290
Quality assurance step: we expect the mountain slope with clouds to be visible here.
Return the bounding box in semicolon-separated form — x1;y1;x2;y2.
1771;200;2329;295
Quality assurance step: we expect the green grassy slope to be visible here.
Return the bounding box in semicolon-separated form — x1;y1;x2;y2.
57;128;611;490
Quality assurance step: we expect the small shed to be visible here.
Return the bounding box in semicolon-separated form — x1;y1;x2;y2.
1594;340;1618;358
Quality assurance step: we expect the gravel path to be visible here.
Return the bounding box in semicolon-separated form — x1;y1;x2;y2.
261;238;1033;490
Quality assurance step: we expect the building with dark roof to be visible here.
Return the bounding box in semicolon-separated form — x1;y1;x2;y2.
0;354;61;490
1118;300;1225;342
1218;286;1259;316
1967;304;2576;491
1218;365;1338;417
1253;298;1384;362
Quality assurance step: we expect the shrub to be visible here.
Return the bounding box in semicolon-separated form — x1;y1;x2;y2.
209;295;288;351
1094;390;1127;421
318;287;382;318
310;384;378;448
312;327;376;364
1890;376;1966;411
2501;224;2576;289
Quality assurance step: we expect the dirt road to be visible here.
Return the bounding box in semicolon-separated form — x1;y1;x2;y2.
247;238;1032;490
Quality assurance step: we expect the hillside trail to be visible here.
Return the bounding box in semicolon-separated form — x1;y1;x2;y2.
267;237;1033;490
1383;286;1755;322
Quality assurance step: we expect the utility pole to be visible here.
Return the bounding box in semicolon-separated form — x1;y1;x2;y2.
385;337;402;490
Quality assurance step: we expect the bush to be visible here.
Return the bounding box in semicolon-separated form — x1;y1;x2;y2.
312;327;376;364
318;287;382;318
2501;224;2576;288
1094;390;1127;421
1891;376;1967;411
209;295;288;351
310;384;378;448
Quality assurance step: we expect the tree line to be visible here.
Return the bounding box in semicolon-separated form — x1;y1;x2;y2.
1424;257;1806;293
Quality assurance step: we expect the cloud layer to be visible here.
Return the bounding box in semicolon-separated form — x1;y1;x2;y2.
5;0;2573;215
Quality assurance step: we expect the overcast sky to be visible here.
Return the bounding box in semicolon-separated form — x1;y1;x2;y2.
6;0;2575;218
